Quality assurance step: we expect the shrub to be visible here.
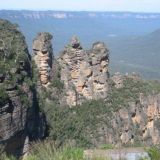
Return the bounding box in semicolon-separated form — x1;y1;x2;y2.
42;99;111;148
17;87;31;107
40;77;160;148
25;140;110;160
50;79;64;90
108;78;160;111
0;145;16;160
99;144;114;150
147;146;160;160
0;86;9;105
0;61;6;74
29;140;84;160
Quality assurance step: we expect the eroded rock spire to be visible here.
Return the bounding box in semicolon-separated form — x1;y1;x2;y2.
58;36;109;106
33;32;53;86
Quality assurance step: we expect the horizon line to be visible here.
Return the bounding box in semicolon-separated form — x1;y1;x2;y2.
0;9;160;14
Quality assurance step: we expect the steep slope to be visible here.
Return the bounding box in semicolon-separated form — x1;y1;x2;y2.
38;72;160;148
33;34;160;148
0;19;160;159
0;19;33;156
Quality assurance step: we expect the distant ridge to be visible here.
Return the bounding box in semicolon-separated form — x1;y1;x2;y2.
0;10;160;79
109;28;160;78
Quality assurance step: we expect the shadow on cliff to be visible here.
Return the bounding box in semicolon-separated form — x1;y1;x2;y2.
26;85;48;141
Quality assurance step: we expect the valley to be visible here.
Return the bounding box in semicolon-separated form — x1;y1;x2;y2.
0;10;160;78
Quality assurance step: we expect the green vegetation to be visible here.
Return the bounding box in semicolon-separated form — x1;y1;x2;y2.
43;100;111;147
0;61;6;74
0;86;9;105
50;78;64;90
99;144;115;150
23;77;34;90
0;145;16;160
31;60;39;85
0;19;30;75
146;146;160;160
0;60;15;74
137;146;160;160
0;22;28;54
108;78;160;111
50;64;64;91
19;92;31;107
39;77;160;148
124;140;145;148
0;141;110;160
1;19;160;160
0;154;16;160
146;80;160;94
29;141;84;160
0;19;32;109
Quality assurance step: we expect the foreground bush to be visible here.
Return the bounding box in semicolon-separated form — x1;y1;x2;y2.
28;140;84;160
22;140;109;160
147;146;160;160
0;152;16;160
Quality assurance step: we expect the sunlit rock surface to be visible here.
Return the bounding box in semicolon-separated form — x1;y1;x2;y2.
58;36;109;106
33;32;53;87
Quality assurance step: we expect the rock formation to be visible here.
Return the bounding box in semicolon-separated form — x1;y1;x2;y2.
110;94;160;145
95;93;160;147
1;19;160;158
58;36;109;106
0;20;32;156
111;72;123;88
33;32;53;87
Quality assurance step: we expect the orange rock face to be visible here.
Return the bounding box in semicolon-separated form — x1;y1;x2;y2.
58;37;109;106
33;33;53;87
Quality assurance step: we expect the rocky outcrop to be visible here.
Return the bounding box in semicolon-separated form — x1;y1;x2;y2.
111;72;123;88
0;19;32;156
1;19;160;157
58;36;109;106
93;92;160;147
33;32;53;87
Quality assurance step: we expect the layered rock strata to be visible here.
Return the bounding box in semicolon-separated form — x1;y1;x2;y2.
92;76;160;147
33;32;53;87
58;36;109;106
0;20;32;156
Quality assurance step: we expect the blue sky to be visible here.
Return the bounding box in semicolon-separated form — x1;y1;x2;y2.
0;0;160;12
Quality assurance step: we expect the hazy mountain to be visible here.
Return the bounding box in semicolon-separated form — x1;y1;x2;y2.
108;29;160;79
0;10;160;79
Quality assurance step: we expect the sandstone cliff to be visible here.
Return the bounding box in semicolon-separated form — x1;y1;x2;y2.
33;32;53;87
87;75;160;147
58;36;109;106
0;19;33;156
1;19;160;158
95;88;160;147
33;35;160;148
